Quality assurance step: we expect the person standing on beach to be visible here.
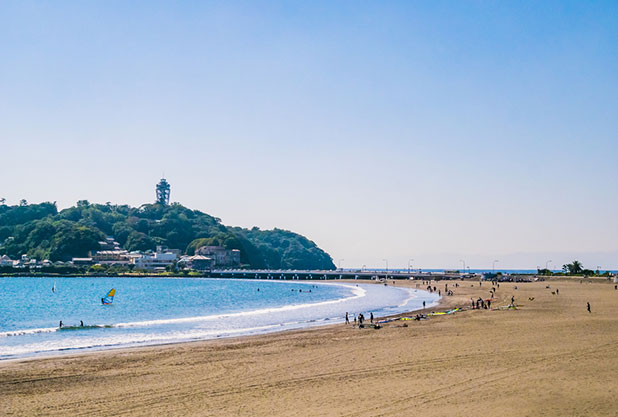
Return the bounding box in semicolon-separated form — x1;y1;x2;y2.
556;288;559;295
587;302;591;313
423;300;426;309
370;312;374;324
345;312;349;324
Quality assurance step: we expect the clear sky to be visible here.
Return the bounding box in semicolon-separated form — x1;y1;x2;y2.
1;1;617;270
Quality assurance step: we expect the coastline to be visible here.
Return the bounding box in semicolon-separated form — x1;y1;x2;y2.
0;279;438;362
2;278;618;416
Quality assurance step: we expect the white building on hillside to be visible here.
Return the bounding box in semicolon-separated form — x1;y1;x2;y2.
132;248;178;271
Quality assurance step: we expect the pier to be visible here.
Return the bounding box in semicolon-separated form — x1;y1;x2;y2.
205;269;476;281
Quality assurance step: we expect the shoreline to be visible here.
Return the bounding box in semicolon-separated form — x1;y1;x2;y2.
0;279;438;363
2;278;617;416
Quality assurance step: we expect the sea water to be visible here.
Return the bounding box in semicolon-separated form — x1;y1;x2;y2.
0;277;439;360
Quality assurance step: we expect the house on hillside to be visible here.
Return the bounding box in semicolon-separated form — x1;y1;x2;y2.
0;255;12;266
195;246;240;267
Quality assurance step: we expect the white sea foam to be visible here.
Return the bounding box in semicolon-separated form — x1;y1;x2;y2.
0;324;290;357
113;283;366;329
0;327;58;338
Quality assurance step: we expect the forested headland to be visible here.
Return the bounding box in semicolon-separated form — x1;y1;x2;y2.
0;201;335;270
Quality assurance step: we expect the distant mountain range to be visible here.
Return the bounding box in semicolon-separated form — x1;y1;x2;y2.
0;201;335;270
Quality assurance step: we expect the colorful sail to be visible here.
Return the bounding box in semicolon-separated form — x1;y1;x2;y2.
101;288;115;305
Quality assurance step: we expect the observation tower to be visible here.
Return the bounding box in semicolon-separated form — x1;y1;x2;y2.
156;178;171;205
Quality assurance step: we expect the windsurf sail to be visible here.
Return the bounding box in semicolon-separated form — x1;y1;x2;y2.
101;288;115;305
52;281;56;293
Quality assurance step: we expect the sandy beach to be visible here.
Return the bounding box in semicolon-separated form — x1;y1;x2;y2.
2;278;617;416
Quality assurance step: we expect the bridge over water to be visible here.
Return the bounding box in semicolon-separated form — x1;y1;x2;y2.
206;269;475;281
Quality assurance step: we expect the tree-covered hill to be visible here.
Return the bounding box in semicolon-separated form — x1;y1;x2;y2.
0;201;335;270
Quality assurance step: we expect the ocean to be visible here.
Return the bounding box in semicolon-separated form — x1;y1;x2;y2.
0;277;439;360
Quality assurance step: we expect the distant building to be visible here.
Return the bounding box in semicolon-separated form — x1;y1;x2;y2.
179;255;214;271
156;245;181;257
131;247;178;271
98;237;122;251
91;250;131;265
90;238;130;265
195;246;240;267
72;257;94;266
156;178;171;205
0;255;13;266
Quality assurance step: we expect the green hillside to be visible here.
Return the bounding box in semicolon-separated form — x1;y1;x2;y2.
0;201;335;270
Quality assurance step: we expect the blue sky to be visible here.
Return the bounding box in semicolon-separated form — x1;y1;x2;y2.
1;1;617;269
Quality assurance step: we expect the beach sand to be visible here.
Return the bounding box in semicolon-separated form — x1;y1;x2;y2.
2;278;617;416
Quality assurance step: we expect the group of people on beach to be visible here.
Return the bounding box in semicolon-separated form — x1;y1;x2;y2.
345;311;374;327
471;297;491;309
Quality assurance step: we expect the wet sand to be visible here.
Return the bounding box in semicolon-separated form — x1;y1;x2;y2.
2;278;617;416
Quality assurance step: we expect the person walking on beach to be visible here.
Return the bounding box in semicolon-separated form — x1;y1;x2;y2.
423;300;426;309
370;312;374;324
556;288;559;295
345;312;349;324
587;302;591;313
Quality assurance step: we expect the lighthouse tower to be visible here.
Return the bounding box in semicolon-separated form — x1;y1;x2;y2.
156;178;171;205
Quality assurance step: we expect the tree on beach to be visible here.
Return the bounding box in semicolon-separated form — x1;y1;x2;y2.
562;260;584;275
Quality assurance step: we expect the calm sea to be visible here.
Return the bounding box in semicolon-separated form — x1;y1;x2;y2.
0;277;439;360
